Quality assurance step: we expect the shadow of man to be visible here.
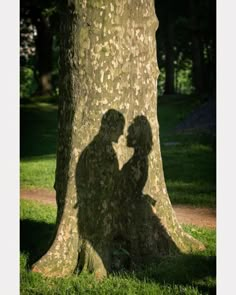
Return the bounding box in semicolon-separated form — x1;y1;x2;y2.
75;109;125;277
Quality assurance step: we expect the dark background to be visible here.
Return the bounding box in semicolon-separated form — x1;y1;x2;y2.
20;0;216;101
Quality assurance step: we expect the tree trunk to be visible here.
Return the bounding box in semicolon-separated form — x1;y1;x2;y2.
32;0;204;279
189;0;204;95
31;10;53;95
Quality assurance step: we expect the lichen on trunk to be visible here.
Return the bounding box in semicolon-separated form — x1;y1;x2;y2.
32;0;204;279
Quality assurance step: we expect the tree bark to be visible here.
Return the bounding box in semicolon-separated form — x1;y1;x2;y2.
35;14;53;95
189;0;204;95
32;0;204;279
30;8;53;95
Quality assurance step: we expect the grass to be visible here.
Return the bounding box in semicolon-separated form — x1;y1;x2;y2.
20;94;216;207
157;94;200;136
20;99;58;158
158;95;216;207
20;200;216;295
20;98;57;189
20;155;56;189
161;143;216;207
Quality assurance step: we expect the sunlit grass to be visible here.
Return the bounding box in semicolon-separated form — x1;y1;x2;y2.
20;155;56;189
20;199;56;223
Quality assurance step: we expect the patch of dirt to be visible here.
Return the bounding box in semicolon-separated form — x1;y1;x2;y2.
21;188;56;206
20;188;216;229
173;205;216;229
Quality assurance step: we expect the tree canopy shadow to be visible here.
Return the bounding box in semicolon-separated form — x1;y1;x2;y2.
20;219;56;266
20;104;57;158
130;253;216;295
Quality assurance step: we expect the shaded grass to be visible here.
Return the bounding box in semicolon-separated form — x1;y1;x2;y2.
162;144;215;183
20;102;58;158
20;200;216;295
157;94;201;136
20;95;59;106
20;200;57;265
161;143;216;207
157;95;216;207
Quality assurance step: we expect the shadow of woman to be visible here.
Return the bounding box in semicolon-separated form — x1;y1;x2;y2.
114;116;179;270
75;109;125;278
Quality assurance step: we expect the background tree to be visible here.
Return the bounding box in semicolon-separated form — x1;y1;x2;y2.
155;0;216;97
20;0;59;96
31;0;204;279
188;0;216;97
154;0;179;95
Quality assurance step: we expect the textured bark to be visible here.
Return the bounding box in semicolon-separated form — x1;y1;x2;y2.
32;10;53;95
189;0;204;95
32;0;204;279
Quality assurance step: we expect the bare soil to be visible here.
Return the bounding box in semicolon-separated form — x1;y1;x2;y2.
20;188;216;229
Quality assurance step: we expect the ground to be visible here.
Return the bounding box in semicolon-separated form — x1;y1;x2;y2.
20;188;216;229
175;99;216;135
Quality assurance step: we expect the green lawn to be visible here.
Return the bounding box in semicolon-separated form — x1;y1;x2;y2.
20;98;58;189
20;155;56;189
161;143;215;207
20;95;216;207
20;200;216;295
158;95;216;207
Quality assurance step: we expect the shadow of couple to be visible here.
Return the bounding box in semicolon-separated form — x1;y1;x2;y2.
75;109;165;274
